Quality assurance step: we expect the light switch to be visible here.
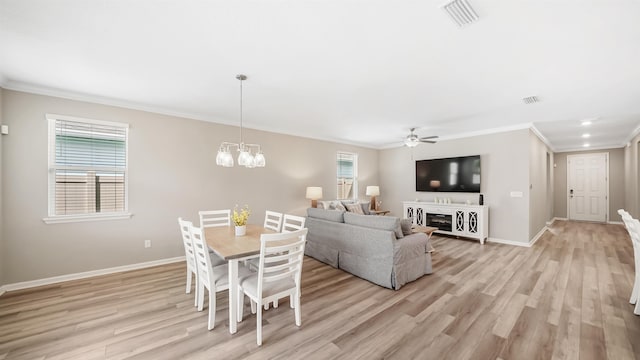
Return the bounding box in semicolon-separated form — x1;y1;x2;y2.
510;191;523;198
1;125;8;135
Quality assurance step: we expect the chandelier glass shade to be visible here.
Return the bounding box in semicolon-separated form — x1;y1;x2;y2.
216;74;266;168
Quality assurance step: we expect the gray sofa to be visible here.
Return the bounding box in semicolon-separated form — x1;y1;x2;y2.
305;208;433;290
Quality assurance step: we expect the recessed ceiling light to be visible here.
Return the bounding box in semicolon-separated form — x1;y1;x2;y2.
583;143;590;147
582;133;591;138
581;120;592;126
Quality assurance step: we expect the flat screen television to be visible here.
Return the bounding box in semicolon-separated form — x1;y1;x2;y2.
416;155;481;193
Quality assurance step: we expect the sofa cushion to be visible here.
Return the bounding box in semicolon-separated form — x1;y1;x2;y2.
343;212;404;238
400;218;413;236
307;207;345;223
345;203;364;214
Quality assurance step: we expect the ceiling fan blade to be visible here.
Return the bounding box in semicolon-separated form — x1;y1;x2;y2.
419;135;439;140
420;139;437;144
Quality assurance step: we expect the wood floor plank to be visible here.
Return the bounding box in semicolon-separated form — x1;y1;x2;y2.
1;221;640;359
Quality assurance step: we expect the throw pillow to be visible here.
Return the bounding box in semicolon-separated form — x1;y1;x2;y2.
360;201;372;215
345;203;364;215
400;218;413;236
319;200;333;210
331;200;347;212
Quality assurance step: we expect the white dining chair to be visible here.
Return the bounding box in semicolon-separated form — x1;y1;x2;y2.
248;210;283;272
250;210;285;310
199;209;231;267
282;214;306;232
618;209;640;315
178;217;199;307
264;210;284;232
262;213;307;310
238;228;308;345
190;224;252;330
199;209;231;228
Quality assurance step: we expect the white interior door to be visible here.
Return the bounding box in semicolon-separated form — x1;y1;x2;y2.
567;153;608;222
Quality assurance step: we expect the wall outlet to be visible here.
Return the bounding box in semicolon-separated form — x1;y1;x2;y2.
144;240;151;248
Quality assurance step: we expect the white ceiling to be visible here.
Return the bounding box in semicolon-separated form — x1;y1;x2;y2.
1;0;640;151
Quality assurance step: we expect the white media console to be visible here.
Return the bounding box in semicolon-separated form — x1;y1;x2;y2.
403;201;489;244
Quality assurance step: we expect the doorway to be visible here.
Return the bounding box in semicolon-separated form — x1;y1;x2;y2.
567;153;608;222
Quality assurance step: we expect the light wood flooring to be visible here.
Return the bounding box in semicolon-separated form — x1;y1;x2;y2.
1;221;640;359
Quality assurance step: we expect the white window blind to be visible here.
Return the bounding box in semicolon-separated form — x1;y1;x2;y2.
336;152;358;200
47;115;129;219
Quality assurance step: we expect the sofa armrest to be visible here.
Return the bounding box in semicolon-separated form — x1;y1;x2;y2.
393;233;429;264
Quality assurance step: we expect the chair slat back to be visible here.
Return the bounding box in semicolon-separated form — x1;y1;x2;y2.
190;225;213;286
264;211;283;232
257;229;308;295
282;214;306;232
199;209;231;228
619;209;640;245
178;218;197;271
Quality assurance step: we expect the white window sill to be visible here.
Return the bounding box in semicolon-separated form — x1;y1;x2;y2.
43;213;133;224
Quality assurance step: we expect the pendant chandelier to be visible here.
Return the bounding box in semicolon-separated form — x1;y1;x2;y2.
216;74;266;168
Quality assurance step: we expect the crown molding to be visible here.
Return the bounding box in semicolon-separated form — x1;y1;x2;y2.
623;123;640;147
1;80;380;150
554;144;626;153
1;79;236;127
529;124;556;152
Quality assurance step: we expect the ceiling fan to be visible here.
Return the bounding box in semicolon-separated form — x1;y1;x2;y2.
403;128;438;147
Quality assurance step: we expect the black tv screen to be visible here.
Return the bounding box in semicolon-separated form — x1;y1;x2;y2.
416;155;481;193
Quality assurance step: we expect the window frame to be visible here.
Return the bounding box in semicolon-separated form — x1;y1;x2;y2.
336;151;358;201
43;114;132;224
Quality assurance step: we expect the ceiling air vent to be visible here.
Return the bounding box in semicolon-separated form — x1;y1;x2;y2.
442;0;479;27
522;96;540;104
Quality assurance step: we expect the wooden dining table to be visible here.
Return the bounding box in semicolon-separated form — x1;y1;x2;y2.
204;224;275;334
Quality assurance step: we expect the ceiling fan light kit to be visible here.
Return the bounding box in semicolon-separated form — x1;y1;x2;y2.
404;128;438;147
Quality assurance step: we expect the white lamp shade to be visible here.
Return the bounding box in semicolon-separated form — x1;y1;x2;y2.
366;186;380;196
306;187;323;200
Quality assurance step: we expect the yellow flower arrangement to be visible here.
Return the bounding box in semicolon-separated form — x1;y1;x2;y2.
232;205;251;226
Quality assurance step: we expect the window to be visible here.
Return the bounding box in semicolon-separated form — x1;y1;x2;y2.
337;152;358;200
44;114;130;223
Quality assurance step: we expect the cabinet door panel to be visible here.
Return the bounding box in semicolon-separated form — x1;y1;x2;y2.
454;210;465;234
468;211;478;234
416;207;424;226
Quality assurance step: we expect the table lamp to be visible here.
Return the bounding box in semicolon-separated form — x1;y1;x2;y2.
306;187;323;208
366;186;380;211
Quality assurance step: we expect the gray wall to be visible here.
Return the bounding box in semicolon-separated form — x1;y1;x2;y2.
379;129;532;244
624;135;640;218
529;130;554;238
553;148;625;222
1;89;378;284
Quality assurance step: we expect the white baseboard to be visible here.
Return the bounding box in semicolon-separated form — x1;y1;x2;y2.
608;221;624;225
529;226;548;247
0;256;185;294
546;217;567;226
487;237;531;247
